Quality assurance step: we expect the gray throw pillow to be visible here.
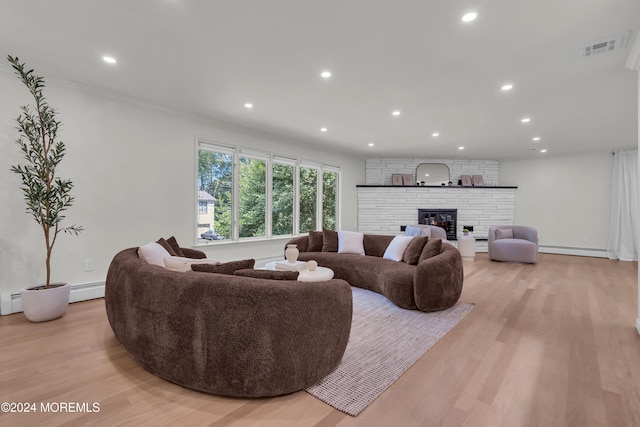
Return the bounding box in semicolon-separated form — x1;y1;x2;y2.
495;228;514;240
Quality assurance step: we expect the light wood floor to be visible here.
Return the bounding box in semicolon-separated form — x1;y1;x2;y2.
1;254;638;427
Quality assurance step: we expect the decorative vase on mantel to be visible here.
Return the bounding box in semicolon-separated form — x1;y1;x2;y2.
285;244;299;263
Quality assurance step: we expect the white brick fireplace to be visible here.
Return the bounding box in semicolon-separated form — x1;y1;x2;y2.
358;158;516;240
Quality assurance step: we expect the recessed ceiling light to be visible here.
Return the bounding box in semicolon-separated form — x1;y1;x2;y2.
521;117;531;123
320;127;328;132
432;132;440;137
532;137;541;141
392;110;401;116
501;84;513;91
320;70;332;79
462;12;477;22
458;146;465;150
102;56;117;64
540;149;548;153
244;103;253;109
368;143;374;147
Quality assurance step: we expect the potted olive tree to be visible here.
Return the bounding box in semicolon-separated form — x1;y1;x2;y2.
8;55;83;322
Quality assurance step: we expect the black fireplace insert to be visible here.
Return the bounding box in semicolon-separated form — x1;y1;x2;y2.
418;209;458;240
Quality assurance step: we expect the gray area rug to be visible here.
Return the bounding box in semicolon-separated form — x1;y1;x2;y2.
305;287;474;416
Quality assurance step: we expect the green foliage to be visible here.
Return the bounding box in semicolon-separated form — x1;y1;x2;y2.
239;157;266;238
198;150;338;239
272;163;294;235
322;170;337;230
198;150;232;238
299;167;317;233
8;55;83;287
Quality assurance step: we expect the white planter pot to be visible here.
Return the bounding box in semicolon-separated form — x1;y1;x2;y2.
20;282;70;322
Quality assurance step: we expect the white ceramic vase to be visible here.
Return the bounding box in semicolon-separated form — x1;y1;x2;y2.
285;244;299;263
20;282;71;322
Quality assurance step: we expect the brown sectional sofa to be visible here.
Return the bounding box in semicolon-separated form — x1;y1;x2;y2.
105;247;353;397
286;232;464;312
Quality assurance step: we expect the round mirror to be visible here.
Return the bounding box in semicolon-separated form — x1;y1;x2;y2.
415;163;450;186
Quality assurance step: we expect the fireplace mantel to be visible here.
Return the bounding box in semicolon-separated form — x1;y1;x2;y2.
356;185;518;189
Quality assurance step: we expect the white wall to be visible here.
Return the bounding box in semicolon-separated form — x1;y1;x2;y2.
0;71;364;303
499;150;613;251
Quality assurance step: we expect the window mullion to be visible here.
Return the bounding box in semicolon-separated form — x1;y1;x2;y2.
266;156;273;238
294;162;300;235
232;149;239;241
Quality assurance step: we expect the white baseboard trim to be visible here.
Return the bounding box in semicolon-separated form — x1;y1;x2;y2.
538;246;608;258
1;281;105;316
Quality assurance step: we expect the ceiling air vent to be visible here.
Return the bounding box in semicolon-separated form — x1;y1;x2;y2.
578;31;631;57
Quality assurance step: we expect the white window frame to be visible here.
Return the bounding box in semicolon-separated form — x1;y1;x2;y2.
195;139;341;245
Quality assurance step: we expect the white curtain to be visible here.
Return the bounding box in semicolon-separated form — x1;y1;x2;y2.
608;149;638;261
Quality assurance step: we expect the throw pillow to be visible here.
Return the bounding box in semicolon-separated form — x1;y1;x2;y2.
383;235;415;262
418;238;442;263
156;238;177;256
404;225;432;238
363;234;395;257
338;230;365;255
308;231;324;252
495;228;514;240
191;259;255;275
165;236;185;257
138;242;172;267
234;269;299;280
322;229;339;252
164;256;221;272
403;236;429;264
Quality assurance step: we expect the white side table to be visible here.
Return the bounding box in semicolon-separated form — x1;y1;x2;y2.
457;236;476;262
261;261;334;282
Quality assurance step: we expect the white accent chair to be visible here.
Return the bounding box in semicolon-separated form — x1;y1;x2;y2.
488;225;538;264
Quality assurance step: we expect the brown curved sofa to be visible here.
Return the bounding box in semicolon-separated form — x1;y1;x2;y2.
104;247;353;397
286;233;463;312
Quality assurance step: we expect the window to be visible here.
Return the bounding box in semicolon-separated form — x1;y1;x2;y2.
239;156;266;238
299;166;318;233
198;146;233;240
323;169;338;230
196;140;339;243
272;160;294;236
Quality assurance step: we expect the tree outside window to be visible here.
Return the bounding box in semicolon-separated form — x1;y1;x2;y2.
198;150;232;240
299;166;318;233
323;170;338;230
197;142;339;243
272;162;294;236
239;156;266;238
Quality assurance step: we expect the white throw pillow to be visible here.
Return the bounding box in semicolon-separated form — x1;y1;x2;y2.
164;256;221;272
383;236;415;262
138;242;171;267
338;230;365;255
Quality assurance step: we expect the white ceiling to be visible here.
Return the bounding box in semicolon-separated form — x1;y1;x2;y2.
1;0;639;160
